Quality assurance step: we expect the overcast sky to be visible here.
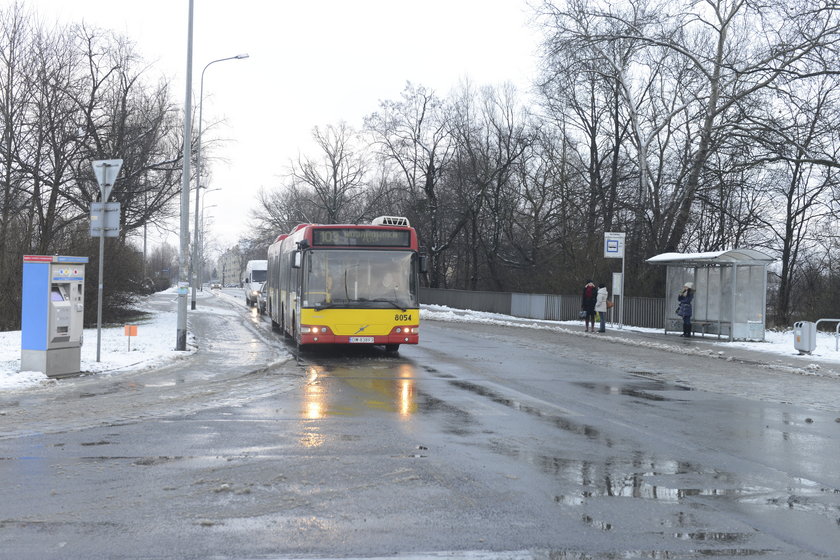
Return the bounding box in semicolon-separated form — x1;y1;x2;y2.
11;0;543;255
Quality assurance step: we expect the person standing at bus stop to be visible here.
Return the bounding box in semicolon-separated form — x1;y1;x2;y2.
595;283;609;333
581;280;597;332
677;282;694;337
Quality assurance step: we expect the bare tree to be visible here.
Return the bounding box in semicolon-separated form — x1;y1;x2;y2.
0;10;182;329
15;20;88;255
0;2;33;329
289;123;368;225
449;82;533;290
746;76;840;325
538;0;711;291
69;25;182;241
365;83;456;287
549;0;840;252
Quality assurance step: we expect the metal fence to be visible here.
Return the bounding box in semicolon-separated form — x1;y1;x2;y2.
419;288;511;315
421;288;667;330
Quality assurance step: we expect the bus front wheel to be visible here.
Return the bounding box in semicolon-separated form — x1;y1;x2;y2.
385;344;400;353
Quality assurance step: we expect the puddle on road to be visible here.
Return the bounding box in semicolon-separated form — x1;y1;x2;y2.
78;381;141;398
494;436;840;542
574;379;693;402
628;371;695;390
299;362;418;419
449;380;616;447
422;365;455;379
493;442;760;503
72;455;188;465
287;356;487;447
287;352;840;546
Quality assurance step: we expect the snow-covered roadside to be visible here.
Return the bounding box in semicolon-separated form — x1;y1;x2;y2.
0;288;197;391
3;296;837;392
420;304;840;374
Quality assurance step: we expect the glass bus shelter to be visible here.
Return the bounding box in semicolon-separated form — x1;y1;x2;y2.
646;249;774;341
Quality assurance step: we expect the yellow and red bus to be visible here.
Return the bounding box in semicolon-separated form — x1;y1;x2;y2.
266;216;426;351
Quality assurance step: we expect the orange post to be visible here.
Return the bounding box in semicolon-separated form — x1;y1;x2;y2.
124;325;138;350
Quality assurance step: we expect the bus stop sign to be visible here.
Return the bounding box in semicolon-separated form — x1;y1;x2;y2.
604;232;625;259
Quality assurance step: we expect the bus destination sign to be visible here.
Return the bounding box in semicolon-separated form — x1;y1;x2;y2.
312;228;411;247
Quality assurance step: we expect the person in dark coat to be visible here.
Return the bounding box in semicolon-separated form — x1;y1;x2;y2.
677;282;694;337
581;280;597;332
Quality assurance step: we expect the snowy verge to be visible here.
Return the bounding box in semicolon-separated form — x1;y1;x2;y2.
4;297;837;392
1;294;196;392
420;304;840;377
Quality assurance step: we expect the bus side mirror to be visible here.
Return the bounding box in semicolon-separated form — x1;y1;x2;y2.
419;255;428;274
292;251;302;269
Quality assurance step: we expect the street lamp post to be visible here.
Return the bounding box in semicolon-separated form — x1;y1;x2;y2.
198;197;218;291
191;53;249;310
176;0;195;352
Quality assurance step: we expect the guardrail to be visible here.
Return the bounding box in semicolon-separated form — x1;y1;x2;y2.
815;318;840;351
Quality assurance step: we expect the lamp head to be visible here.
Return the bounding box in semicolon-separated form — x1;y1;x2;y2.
235;54;250;59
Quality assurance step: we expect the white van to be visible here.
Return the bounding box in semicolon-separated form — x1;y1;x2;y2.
242;259;267;307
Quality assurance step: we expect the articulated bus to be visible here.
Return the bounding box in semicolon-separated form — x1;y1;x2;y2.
266;216;426;351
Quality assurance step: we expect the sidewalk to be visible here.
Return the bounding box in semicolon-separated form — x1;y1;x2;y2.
587;323;840;376
421;305;840;379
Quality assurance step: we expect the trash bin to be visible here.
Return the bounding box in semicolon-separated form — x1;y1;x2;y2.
793;321;816;354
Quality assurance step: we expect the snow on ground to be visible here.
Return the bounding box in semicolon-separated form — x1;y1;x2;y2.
2;294;837;391
0;287;197;392
420;304;840;371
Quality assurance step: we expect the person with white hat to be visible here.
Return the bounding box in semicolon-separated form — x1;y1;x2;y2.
676;282;694;337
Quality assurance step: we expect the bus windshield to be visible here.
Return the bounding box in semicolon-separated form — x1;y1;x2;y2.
304;250;417;309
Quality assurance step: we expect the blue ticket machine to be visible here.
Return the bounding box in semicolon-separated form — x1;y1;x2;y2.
21;255;88;377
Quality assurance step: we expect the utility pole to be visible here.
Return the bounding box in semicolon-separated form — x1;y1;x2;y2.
176;0;194;351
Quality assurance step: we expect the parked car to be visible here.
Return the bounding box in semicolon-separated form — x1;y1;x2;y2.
257;283;267;315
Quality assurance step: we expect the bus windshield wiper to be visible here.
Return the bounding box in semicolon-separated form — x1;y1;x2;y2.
371;298;408;311
314;299;351;310
315;298;409;311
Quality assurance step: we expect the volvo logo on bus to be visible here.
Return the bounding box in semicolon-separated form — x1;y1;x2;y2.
354;324;370;335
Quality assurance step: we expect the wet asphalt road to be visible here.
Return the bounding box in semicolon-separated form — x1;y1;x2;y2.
1;290;839;559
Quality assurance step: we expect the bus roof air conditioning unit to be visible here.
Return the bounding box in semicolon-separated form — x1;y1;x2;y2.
371;216;410;227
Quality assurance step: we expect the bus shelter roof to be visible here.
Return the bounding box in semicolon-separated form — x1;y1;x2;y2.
646;248;774;267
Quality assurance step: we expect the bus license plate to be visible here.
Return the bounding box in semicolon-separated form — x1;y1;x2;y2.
349;336;374;343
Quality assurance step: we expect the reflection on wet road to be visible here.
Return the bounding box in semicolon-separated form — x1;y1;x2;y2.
4;290;839;559
299;356;417;419
292;335;840;558
394;321;840;558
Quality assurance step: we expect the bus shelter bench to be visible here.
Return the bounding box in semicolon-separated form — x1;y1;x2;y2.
667;318;731;338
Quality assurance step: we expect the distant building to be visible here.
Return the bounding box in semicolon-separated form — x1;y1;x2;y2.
217;247;242;287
